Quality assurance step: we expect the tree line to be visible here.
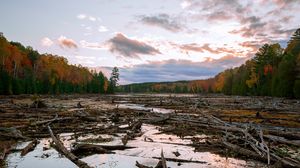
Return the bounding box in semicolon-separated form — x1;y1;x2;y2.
119;28;300;98
0;33;119;95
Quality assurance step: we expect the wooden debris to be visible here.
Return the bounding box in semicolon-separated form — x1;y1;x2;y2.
30;100;47;108
135;161;153;168
160;149;167;168
264;134;300;147
21;139;39;156
72;144;114;156
47;125;92;168
77;102;83;108
172;151;180;157
0;127;25;140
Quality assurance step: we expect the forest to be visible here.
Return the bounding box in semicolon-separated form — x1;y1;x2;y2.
0;33;119;95
119;28;300;98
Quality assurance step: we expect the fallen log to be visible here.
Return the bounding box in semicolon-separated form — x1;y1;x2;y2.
0;127;26;140
74;111;101;122
0;148;8;160
32;117;74;126
135;161;153;168
267;130;300;140
135;149;167;168
145;115;170;124
47;125;92;168
264;134;300;147
91;144;135;150
0;140;18;161
21;139;39;156
223;141;300;167
222;141;270;162
152;157;207;164
72;144;114;156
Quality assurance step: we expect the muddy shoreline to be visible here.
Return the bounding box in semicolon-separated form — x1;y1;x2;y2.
0;94;300;167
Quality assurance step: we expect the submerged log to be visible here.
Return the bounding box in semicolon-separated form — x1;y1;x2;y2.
47;125;92;168
21;139;39;156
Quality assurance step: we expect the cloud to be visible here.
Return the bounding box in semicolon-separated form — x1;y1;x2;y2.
106;33;161;58
230;20;296;39
57;36;78;49
41;37;53;47
170;42;236;55
206;11;233;22
182;0;249;22
77;14;98;22
116;56;247;84
88;16;96;22
80;40;105;50
180;0;191;9
139;13;184;32
98;26;108;32
262;0;298;8
239;40;262;51
232;15;270;38
77;14;86;20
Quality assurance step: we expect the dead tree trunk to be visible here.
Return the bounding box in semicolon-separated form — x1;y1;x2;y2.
47;125;92;168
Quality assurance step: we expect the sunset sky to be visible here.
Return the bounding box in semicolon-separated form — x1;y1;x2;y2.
1;0;299;84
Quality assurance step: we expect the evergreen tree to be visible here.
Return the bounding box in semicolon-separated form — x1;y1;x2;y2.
108;67;119;93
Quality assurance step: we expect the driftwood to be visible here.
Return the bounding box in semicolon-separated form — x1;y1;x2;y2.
74;111;101;122
97;144;135;150
0;148;9;160
32;116;74;126
152;157;207;164
221;125;300;167
47;125;92;168
30;100;47;108
72;144;114;156
0;127;25;140
222;141;269;162
72;143;135;154
135;150;167;168
264;134;300;147
160;149;167;168
136;161;153;168
21;139;39;156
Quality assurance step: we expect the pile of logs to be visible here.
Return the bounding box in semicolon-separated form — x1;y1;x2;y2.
1;96;300;168
140;106;300;167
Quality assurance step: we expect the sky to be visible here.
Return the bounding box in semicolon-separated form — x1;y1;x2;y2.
0;0;299;84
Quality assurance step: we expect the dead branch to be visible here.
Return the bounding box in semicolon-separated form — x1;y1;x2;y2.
47;125;92;168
